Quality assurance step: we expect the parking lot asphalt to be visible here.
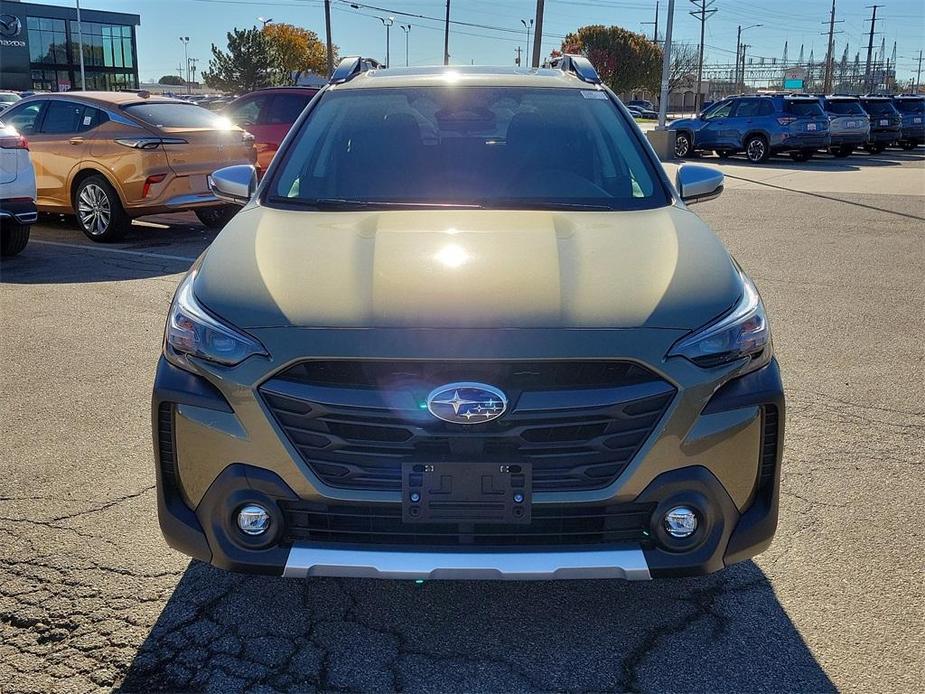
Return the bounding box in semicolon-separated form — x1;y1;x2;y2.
1;149;923;693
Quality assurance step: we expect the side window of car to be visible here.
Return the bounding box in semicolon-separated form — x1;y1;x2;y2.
3;101;45;135
227;95;267;127
78;107;108;132
265;94;312;125
41;100;84;134
704;100;734;120
759;100;775;116
734;99;762;118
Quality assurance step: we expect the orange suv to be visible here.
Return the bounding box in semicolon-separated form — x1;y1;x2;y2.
0;92;256;241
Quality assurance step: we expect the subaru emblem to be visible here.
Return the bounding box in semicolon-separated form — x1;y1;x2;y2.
426;382;507;425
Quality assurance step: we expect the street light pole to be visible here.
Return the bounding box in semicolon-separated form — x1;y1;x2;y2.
735;24;761;90
378;16;393;67
520;18;532;63
75;0;86;90
656;0;675;129
400;25;411;66
531;0;544;68
257;16;273;29
179;36;190;94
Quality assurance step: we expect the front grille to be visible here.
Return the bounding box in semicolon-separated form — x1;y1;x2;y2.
259;360;675;492
280;500;657;548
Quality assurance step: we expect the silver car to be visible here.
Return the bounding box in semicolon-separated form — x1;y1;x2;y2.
819;96;870;157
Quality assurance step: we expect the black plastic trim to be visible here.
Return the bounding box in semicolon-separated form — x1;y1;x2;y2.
153;356;233;413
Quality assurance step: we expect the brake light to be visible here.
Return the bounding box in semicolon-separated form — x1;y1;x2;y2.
115;136;188;149
777;117;797;126
142;173;167;198
0;134;29;150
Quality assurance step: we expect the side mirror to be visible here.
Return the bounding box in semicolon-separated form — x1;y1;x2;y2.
676;164;724;205
208;164;257;206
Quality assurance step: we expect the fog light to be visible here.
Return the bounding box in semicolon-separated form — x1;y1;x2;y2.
237;504;271;536
664;506;698;538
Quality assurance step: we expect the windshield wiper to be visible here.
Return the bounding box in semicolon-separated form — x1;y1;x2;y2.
274;198;483;211
478;199;617;211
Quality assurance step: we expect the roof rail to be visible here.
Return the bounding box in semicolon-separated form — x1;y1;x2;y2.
545;54;601;85
330;56;383;85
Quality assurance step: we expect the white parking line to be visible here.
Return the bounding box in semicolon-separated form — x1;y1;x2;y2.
30;239;196;263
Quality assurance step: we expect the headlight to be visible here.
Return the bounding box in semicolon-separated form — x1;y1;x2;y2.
669;268;771;370
165;270;266;367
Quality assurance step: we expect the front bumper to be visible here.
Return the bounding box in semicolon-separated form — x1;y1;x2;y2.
0;198;38;225
152;348;785;580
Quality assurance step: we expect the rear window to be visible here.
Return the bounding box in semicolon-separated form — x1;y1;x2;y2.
825;100;864;115
124;102;228;129
270;87;669;211
893;99;924;113
861;100;894;115
265;93;314;124
785;100;824;117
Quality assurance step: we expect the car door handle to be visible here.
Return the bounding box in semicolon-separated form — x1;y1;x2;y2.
69;137;84;145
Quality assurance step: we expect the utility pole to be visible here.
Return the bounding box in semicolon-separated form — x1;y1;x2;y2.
735;25;741;87
741;44;750;89
656;0;675;128
641;1;659;44
689;0;717;112
915;49;923;93
189;57;198;89
822;0;843;93
324;0;333;76
400;24;411;66
443;0;450;65
864;5;882;93
531;0;545;68
75;0;86;90
515;46;522;66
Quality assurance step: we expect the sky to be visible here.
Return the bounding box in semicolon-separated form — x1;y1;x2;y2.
25;0;925;83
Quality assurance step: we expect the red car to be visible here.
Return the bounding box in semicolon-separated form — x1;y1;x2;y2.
223;87;319;174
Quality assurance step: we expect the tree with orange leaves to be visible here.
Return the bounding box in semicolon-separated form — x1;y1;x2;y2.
262;23;338;85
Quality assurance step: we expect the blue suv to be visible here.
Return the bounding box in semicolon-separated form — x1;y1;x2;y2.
671;94;830;163
892;95;924;150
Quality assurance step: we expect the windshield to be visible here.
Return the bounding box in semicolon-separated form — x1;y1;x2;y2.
785;100;825;117
894;99;924;113
124;102;230;129
269;87;669;211
826;100;864;115
861;100;895;115
0;93;21;103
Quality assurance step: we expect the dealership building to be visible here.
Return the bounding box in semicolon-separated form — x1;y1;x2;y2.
0;0;139;92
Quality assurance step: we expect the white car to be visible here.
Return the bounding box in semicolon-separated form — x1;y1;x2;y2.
0;91;22;114
0;122;37;257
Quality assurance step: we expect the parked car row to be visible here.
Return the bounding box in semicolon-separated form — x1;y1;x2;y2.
671;93;923;163
0;91;257;249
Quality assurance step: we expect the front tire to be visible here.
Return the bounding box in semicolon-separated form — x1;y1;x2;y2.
74;176;129;242
744;135;770;163
1;223;30;257
195;205;239;229
674;132;693;158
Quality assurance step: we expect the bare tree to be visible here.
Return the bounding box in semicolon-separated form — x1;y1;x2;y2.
667;43;700;93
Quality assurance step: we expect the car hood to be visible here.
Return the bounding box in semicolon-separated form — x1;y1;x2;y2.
195;205;741;330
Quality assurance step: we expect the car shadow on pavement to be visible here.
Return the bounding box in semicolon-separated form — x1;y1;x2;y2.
119;558;834;692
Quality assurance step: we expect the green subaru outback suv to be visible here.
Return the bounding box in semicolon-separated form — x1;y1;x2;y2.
152;56;784;580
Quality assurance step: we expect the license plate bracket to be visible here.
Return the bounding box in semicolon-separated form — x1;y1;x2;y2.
402;462;532;524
